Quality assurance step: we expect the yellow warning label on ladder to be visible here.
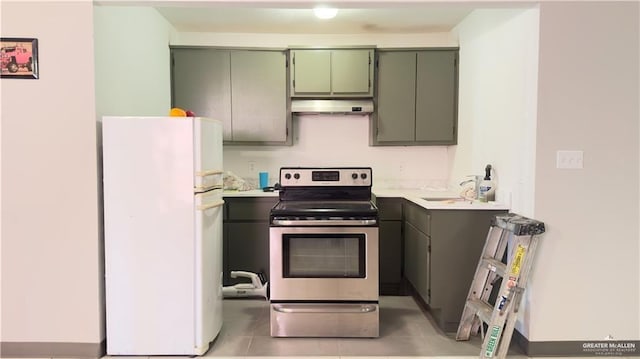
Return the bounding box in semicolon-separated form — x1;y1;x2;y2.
510;245;526;276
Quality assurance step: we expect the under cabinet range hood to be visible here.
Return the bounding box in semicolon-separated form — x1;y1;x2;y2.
291;100;374;115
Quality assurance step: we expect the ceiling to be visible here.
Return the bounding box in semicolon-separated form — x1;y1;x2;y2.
154;6;478;34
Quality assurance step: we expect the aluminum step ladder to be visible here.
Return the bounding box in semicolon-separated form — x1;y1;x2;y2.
456;213;546;359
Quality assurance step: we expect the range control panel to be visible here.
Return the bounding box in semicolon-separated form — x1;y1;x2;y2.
279;167;372;187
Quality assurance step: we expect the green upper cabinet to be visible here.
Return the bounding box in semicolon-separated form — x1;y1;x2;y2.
171;48;291;145
290;49;374;97
230;51;288;143
372;49;459;146
171;48;232;139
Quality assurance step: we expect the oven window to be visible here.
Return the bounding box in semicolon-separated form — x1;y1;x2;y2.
283;234;366;278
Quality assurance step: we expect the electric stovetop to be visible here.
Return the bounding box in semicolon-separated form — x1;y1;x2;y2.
270;200;378;218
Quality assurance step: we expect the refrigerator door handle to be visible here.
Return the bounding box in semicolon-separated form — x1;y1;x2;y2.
197;200;225;211
195;170;224;193
196;170;224;177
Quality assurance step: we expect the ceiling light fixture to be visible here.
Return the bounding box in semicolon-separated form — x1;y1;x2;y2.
313;7;338;20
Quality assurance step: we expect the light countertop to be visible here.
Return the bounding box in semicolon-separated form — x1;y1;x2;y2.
224;188;510;211
373;188;510;210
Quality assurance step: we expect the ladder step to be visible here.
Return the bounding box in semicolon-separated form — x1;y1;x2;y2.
467;298;494;324
481;257;507;277
457;214;546;359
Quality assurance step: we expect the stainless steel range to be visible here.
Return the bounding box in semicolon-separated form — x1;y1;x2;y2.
269;167;379;338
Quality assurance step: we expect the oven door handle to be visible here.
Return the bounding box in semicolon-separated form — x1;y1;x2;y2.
272;304;378;314
271;219;377;226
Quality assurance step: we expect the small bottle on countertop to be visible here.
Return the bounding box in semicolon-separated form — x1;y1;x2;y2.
478;164;495;202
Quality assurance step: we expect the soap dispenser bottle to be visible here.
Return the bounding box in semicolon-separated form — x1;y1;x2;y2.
478;164;495;202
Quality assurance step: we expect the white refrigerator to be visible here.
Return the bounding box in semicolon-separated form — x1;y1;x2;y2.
103;116;224;355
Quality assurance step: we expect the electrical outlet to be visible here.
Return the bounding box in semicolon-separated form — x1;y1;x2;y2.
248;160;256;172
556;150;584;169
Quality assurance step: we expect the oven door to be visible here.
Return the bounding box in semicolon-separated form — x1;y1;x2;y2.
269;225;379;301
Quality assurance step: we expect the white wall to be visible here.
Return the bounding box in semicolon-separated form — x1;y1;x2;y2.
224;116;450;189
94;6;173;117
452;8;539;214
1;1;101;344
530;1;639;341
93;3;175;344
172;31;457;48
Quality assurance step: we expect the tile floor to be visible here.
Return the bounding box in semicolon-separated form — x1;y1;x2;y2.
201;295;527;358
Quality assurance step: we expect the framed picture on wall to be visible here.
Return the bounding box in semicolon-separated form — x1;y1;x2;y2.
1;38;39;79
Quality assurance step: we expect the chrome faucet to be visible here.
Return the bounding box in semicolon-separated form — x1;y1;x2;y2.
460;175;482;199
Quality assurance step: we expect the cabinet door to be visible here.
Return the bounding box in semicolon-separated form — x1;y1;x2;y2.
379;221;402;286
404;222;430;304
291;50;331;95
331;49;372;95
375;51;417;142
171;49;232;141
226;222;271;286
403;221;419;290
415;50;458;143
404;202;431;304
231;51;288;142
416;232;430;304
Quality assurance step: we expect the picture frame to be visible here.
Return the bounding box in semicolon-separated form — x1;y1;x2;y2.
1;38;38;79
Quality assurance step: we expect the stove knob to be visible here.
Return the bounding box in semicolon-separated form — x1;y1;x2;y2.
360;173;368;180
352;173;358;179
294;173;300;180
284;173;291;180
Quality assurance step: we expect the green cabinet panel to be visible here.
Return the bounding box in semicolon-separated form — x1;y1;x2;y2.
376;197;403;221
403;201;431;304
374;198;404;295
403;220;418;289
291;50;331;94
404;200;430;234
171;48;232;140
290;49;374;97
226;222;271;286
403;201;508;332
416;51;458;143
372;49;458;146
171;48;290;145
428;209;506;332
376;197;404;295
223;197;278;286
379;221;402;294
231;51;288;143
404;221;430;303
375;51;416;142
225;197;277;221
331;50;372;94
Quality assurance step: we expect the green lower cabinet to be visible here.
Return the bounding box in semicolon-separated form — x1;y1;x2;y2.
223;197;278;286
376;197;404;295
225;222;271;286
428;209;507;332
403;200;508;332
403;221;430;302
379;220;402;295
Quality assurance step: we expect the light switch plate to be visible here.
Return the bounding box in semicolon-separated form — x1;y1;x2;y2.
556;150;584;169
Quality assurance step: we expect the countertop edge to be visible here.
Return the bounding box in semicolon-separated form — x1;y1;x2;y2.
223;189;511;210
